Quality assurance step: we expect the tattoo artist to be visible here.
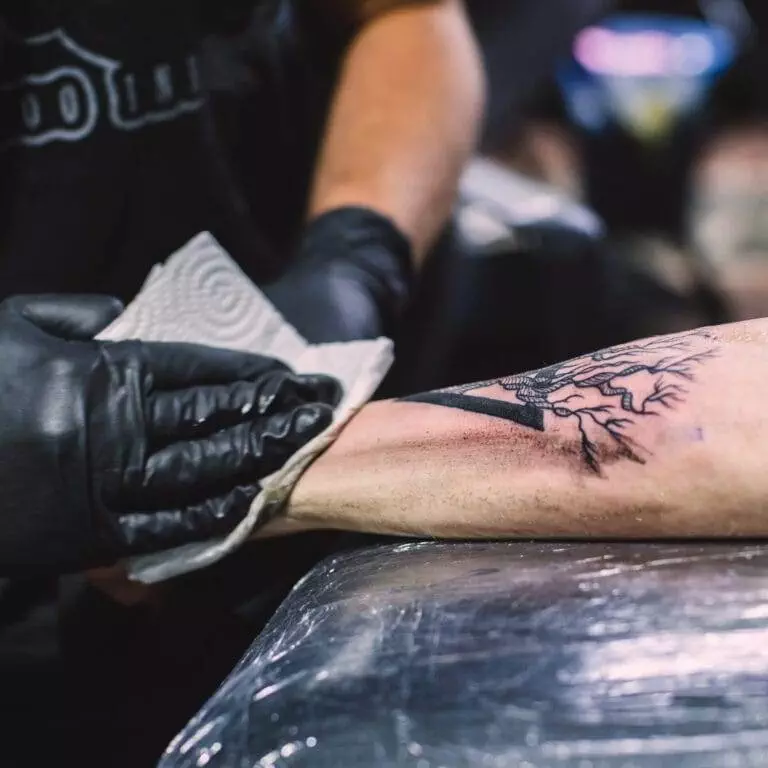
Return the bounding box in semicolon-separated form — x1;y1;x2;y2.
0;2;485;766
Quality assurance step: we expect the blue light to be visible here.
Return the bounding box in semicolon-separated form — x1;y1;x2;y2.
557;13;740;137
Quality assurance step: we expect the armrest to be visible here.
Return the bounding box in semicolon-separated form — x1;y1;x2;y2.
159;540;768;767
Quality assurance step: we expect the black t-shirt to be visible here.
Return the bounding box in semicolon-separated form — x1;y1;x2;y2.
0;0;341;302
0;4;347;766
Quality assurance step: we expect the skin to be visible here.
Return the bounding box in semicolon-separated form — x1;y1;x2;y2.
263;318;768;540
308;0;486;262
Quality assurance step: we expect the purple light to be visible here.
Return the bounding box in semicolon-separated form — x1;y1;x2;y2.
575;26;716;78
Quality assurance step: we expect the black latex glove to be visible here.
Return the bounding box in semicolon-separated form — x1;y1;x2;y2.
263;207;414;343
0;295;342;577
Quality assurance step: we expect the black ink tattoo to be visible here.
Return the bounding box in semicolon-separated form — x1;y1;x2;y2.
401;331;718;473
404;392;545;431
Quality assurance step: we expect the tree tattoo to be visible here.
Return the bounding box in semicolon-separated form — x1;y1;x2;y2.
402;331;719;473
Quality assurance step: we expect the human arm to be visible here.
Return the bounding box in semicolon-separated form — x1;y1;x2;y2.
307;0;485;260
262;319;768;539
263;0;485;342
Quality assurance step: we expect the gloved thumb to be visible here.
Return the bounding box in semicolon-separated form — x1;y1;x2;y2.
7;294;125;340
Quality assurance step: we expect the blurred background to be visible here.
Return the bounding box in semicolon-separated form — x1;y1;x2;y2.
385;0;767;394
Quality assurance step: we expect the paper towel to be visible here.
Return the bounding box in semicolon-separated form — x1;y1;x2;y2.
97;232;394;583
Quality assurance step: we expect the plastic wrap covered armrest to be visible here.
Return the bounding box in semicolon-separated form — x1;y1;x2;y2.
159;541;768;767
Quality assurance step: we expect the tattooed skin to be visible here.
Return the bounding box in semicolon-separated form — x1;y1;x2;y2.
402;330;720;473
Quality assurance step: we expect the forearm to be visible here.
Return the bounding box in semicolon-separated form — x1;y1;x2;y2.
273;320;768;538
307;0;485;261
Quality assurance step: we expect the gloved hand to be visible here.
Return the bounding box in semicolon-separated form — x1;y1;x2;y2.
0;294;342;577
263;207;414;343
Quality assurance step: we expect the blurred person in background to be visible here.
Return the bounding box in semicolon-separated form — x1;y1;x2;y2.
484;0;767;331
689;0;768;319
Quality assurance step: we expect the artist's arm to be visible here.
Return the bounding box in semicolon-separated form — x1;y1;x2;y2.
308;0;485;260
264;319;768;539
263;0;485;342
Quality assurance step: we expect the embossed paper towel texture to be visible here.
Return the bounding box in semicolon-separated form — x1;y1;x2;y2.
97;232;394;583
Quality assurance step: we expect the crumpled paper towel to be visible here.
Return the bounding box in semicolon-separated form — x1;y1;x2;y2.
97;232;394;583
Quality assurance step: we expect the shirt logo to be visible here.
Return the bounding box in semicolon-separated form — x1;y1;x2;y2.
0;28;204;148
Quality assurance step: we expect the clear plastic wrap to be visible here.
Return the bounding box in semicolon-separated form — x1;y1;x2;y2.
159;541;768;767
